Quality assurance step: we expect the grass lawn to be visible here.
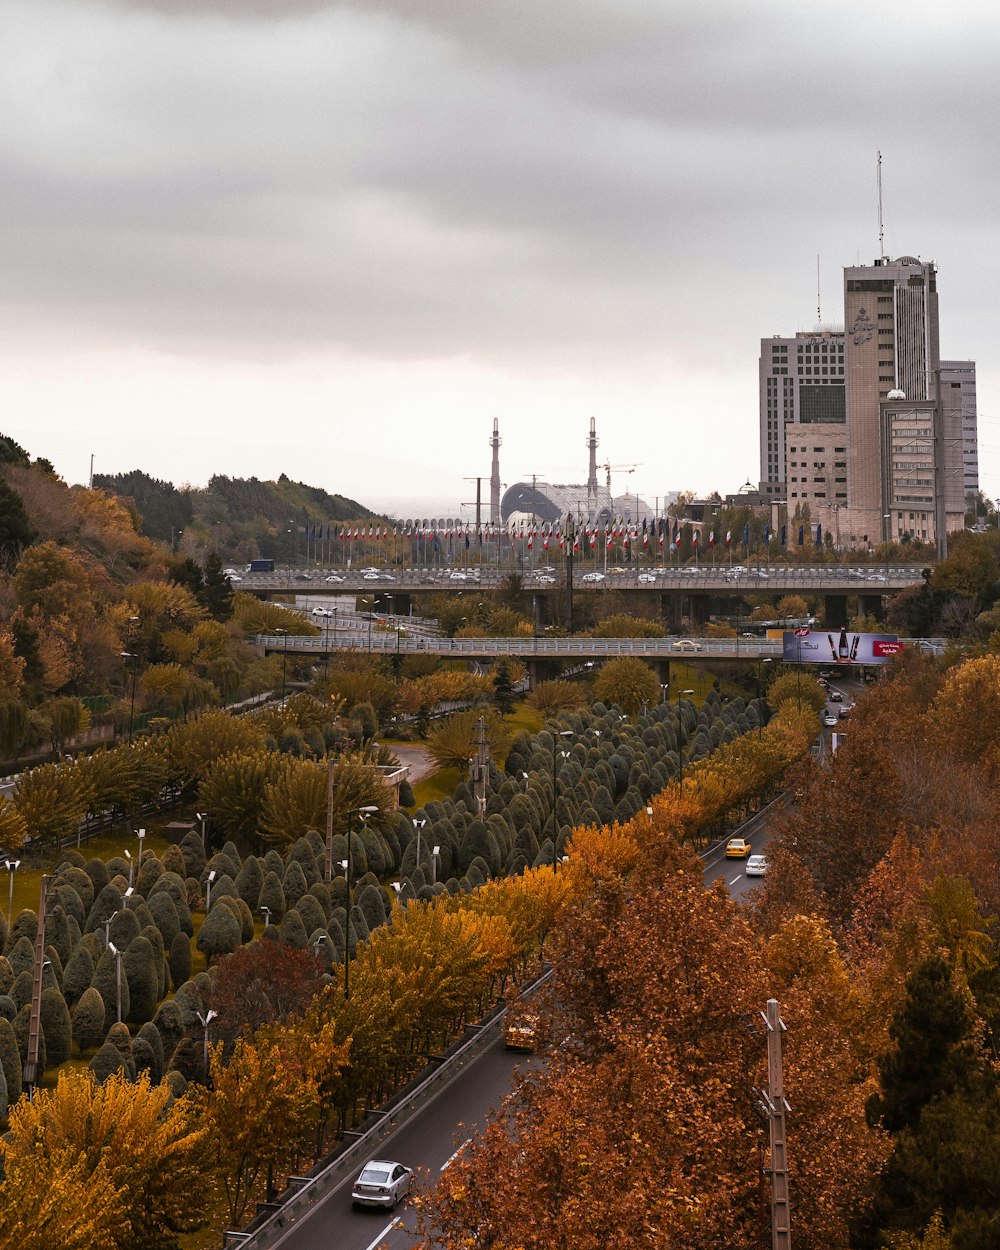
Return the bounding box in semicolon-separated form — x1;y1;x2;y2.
3;827;178;924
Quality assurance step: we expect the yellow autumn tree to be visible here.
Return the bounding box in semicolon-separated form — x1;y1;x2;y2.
0;1069;211;1249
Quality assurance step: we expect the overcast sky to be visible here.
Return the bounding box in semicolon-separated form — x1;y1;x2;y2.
3;0;998;517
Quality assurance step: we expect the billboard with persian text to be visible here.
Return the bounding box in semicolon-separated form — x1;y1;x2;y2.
782;629;903;666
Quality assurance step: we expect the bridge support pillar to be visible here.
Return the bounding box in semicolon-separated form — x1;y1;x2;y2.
859;593;883;620
653;659;670;687
824;594;848;627
527;659;541;690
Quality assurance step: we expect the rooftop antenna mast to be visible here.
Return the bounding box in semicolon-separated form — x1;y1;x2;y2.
877;149;886;259
816;254;821;325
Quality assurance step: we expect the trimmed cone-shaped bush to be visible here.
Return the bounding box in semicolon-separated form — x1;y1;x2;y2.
60;865;95;913
136;1020;164;1084
108;907;141;952
8;937;34;980
135;855;164;897
124;935;158;1025
45;904;73;966
72;986;106;1053
358;882;388;932
7;908;38;951
106;1020;133;1065
0;1016;22;1105
0;994;15;1023
132;1035;157;1083
218;895;254;944
160;843;187;877
167;1035;204;1084
140;925;167;999
10;971;33;1013
164;1069;188;1099
84;857;110;898
40;985;72;1067
90;1038;130;1082
152;1000;185;1066
147;890;181;949
235;856;265;908
179;831;207;879
258;870;286;922
0;955;13;996
281;860;309;910
92;949;130;1034
0;1048;7;1126
84;882;123;935
168;929;192;990
196;904;241;966
278;909;308;950
294;893;327;939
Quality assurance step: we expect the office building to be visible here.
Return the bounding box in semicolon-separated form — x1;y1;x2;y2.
940;359;979;494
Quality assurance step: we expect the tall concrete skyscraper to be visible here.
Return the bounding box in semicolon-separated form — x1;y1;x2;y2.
759;253;967;553
489;418;501;524
940;359;979;493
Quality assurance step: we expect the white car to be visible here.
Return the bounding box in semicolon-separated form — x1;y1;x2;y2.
746;854;768;877
536;575;556;584
638;572;657;583
311;607;331;617
449;571;468;581
358;567;380;575
325;574;345;583
227;574;242;583
351;1159;413;1210
581;572;605;583
823;713;837;727
363;572;380;580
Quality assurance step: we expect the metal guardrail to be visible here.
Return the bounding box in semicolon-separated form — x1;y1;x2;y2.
228;967;552;1249
257;632;947;661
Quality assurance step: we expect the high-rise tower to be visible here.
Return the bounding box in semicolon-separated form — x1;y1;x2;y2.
489;418;502;524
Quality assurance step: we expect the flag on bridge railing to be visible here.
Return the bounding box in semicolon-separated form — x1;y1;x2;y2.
780;524;786;547
798;525;804;545
709;530;715;547
742;523;749;548
816;523;823;545
726;530;731;546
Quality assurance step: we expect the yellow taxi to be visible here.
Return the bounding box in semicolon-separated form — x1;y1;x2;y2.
725;837;752;859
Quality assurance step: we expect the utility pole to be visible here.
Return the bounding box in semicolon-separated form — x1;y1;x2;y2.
471;715;489;816
764;998;791;1250
565;512;575;633
462;477;484;531
23;875;49;1092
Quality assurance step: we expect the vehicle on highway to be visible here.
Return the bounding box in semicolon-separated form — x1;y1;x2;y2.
638;572;657;583
823;713;837;727
223;567;240;576
672;639;702;651
311;607;330;617
363;572;380;580
358;567;380;575
325;574;345;583
829;690;843;702
227;574;242;583
725;837;752;859
294;572;313;581
682;566;701;576
607;566;627;574
838;706;850;719
380;573;397;581
247;558;275;573
582;571;605;583
537;566;556;573
351;1159;413;1210
504;1012;539;1052
449;571;468;581
536;575;556;584
746;854;768;877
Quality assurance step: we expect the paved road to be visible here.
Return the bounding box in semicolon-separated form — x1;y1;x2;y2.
270;1040;537;1250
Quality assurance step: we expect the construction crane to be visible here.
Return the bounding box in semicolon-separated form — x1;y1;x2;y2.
601;462;641;491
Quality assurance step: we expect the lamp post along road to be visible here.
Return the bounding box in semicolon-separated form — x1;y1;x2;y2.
757;658;772;738
197;1008;217;1080
551;729;574;870
5;859;20;926
108;941;123;1024
342;806;377;999
677;689;694;790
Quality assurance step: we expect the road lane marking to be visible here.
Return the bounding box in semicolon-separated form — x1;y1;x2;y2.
441;1138;472;1171
363;1217;402;1250
729;875;743;886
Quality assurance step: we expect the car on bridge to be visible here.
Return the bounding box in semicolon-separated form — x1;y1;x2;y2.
325;574;345;583
582;571;605;583
671;639;702;651
638;572;657;583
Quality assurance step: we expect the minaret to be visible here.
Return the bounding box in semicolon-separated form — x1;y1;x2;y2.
489;418;502;524
586;416;599;513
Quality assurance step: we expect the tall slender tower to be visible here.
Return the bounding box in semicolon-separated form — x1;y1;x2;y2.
489;419;502;524
586;417;599;514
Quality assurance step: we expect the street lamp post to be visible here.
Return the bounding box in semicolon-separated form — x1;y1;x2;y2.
274;628;288;709
121;650;139;743
125;849;133;889
341;806;377;1000
551;729;574;870
205;870;217;915
756;658;772;738
882;513;891;588
136;828;145;870
431;844;441;887
259;905;271;929
196;812;208;850
4;859;20;926
107;941;123;1023
196;1008;217;1080
676;689;694;790
413;817;427;870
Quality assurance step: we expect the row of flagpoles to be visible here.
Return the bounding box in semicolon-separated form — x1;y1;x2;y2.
295;518;827;563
